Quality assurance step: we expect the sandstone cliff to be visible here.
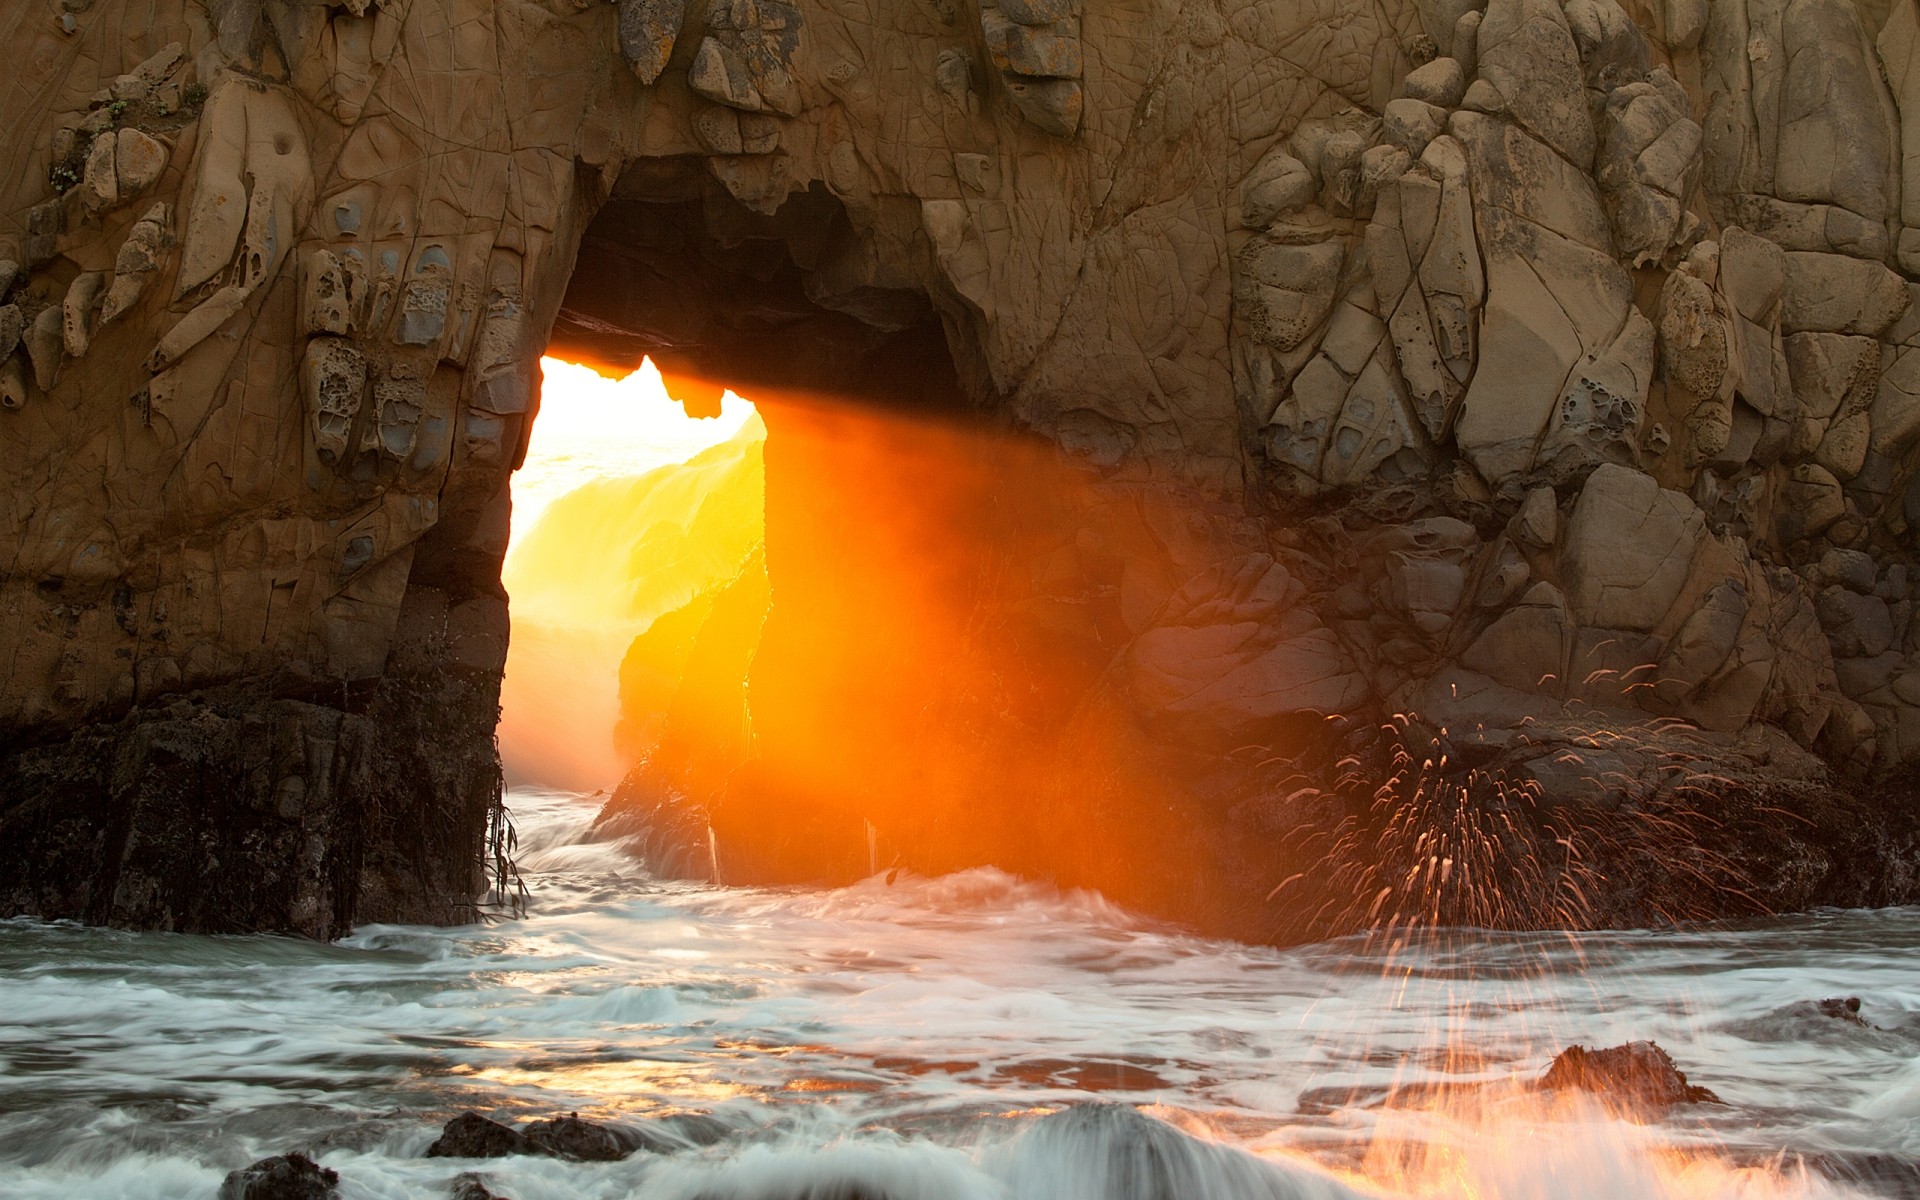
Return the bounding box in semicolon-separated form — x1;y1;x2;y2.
4;0;1920;936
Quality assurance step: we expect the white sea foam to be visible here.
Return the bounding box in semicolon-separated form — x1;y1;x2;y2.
0;788;1910;1199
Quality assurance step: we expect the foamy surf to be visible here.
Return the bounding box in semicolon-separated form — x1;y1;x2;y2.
0;789;1913;1200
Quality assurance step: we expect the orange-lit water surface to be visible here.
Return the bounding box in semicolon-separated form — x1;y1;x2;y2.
0;789;1912;1199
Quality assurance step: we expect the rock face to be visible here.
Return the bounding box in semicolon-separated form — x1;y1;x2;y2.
5;0;1920;940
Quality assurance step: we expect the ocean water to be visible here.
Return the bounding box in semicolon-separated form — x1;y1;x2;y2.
2;789;1916;1200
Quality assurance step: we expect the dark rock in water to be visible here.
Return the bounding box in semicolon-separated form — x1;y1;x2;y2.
425;1114;551;1159
449;1172;511;1200
217;1153;340;1200
1817;996;1868;1025
523;1114;643;1161
426;1111;673;1162
1538;1041;1720;1109
1722;997;1899;1045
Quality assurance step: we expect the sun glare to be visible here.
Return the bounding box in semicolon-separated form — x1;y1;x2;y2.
512;357;757;543
499;357;762;792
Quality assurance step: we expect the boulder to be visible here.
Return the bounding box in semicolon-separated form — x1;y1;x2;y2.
425;1112;654;1162
1780;253;1909;336
449;1174;510;1200
1235;240;1343;351
218;1154;340;1200
522;1115;646;1162
1239;149;1315;228
617;0;687;83
1595;70;1703;264
1776;464;1847;543
1537;1041;1722;1110
114;127;168;195
1461;581;1571;690
1816;996;1867;1024
1473;0;1594;167
1510;485;1560;550
1561;464;1704;631
1449;112;1632;483
1818;587;1895;658
425;1114;551;1159
1402;56;1465;107
1382;98;1445;157
1786;333;1879;421
1373;134;1482;442
1719;227;1787;323
1773;0;1894;228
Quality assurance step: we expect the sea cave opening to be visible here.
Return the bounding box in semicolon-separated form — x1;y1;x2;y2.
497;161;1247;926
498;356;762;794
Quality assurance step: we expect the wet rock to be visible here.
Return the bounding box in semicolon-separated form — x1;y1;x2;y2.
1537;1041;1721;1110
425;1113;551;1159
449;1172;510;1200
425;1111;658;1162
523;1114;645;1161
1817;996;1867;1024
218;1153;340;1200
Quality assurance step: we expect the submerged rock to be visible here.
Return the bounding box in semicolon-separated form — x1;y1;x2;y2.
217;1153;340;1200
1537;1041;1721;1109
448;1172;511;1200
1804;1151;1920;1196
1001;1103;1325;1198
1722;996;1905;1045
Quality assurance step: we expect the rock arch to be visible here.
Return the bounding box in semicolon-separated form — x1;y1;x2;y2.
3;0;1920;937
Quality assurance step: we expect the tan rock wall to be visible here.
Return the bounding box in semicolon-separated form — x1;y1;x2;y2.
7;0;1920;932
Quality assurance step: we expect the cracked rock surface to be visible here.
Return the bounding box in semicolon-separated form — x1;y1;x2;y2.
5;0;1920;940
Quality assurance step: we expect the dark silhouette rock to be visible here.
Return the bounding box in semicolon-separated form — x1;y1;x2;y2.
217;1153;340;1200
424;1114;550;1160
1817;996;1868;1025
523;1114;644;1161
1538;1041;1720;1110
425;1111;662;1162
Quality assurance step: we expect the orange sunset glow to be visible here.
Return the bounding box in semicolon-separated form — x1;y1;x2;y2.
498;358;761;792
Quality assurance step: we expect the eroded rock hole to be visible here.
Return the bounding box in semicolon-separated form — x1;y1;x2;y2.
517;166;1270;931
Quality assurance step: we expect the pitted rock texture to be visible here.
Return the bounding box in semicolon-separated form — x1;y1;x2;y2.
5;0;1920;938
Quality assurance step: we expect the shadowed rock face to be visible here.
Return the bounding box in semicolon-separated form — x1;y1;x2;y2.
5;0;1920;938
